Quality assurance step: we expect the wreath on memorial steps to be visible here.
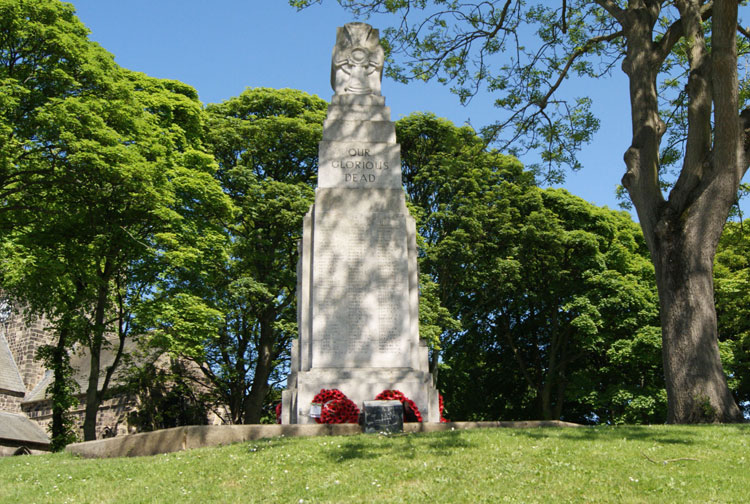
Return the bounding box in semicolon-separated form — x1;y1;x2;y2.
276;390;449;424
439;394;448;423
374;389;423;422
312;389;360;424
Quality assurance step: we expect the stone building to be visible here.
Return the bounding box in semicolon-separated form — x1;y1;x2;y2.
0;304;154;452
18;332;140;440
0;305;138;450
0;299;227;455
0;307;53;453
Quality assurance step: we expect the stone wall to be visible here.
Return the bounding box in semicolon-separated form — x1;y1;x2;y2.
94;395;137;437
21;400;52;434
24;392;227;440
23;394;136;440
3;311;53;394
0;391;23;414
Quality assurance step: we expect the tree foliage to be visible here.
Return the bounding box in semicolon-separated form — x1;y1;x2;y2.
123;358;211;433
203;87;325;423
715;220;750;416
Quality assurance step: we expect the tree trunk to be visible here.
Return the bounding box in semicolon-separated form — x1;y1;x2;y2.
541;307;569;420
82;279;110;440
649;0;743;420
540;384;553;420
553;342;570;420
242;311;276;423
652;221;742;422
82;328;102;441
540;351;557;421
49;322;70;452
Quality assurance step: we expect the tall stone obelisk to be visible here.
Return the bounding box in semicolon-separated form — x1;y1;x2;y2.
282;22;439;424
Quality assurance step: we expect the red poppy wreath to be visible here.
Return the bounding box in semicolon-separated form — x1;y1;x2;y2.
312;388;360;424
374;389;423;422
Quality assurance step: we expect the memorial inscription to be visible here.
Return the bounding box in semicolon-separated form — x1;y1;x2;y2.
363;400;403;434
312;212;410;368
319;141;398;187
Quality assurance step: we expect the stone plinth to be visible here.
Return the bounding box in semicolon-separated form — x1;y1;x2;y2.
282;22;439;424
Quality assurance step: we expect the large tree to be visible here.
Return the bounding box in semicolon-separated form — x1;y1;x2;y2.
294;0;750;422
147;88;326;424
398;113;663;423
205;87;324;423
0;0;229;443
0;0;127;445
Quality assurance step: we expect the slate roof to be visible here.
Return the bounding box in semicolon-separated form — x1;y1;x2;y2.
0;411;50;446
0;330;25;394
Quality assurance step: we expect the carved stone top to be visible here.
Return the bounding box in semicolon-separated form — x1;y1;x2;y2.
331;22;385;96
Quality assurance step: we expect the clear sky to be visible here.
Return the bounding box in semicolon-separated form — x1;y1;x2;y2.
66;0;747;217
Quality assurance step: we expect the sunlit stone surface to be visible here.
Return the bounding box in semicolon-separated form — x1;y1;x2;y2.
282;23;439;424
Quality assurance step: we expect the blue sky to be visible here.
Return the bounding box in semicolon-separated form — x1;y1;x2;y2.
67;1;746;217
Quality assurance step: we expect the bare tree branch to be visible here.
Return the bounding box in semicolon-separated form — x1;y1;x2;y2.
592;0;627;24
536;30;624;110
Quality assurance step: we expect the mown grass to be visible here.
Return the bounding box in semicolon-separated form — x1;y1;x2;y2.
1;425;748;503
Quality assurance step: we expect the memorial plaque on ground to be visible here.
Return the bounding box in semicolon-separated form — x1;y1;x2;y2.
363;400;403;434
282;22;440;424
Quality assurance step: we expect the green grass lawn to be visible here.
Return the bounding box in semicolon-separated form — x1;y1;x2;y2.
1;425;748;503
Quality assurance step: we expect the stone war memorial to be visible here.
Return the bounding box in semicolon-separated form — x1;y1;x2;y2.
281;22;440;424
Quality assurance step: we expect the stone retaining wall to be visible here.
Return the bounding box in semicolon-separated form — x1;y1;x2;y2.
66;420;580;458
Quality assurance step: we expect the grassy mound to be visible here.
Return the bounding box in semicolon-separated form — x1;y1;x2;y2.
1;425;748;503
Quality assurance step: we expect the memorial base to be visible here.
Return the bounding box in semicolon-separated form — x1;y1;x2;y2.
282;368;440;424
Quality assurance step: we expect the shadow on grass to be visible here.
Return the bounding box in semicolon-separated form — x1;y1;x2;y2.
245;435;297;454
425;430;472;455
326;430;472;463
242;423;750;460
510;424;730;446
